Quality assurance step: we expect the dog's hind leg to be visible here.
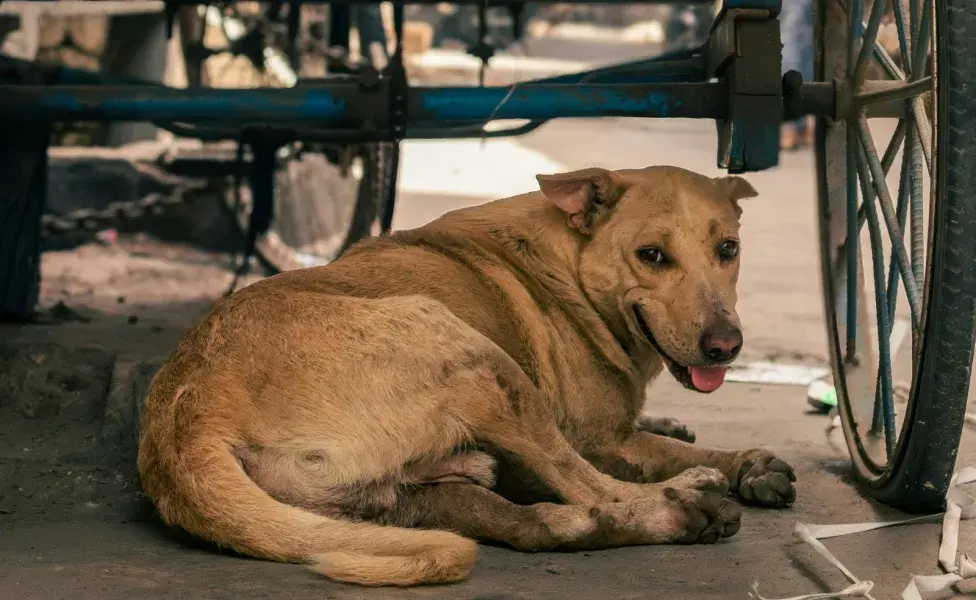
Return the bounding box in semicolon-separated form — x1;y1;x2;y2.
383;482;742;549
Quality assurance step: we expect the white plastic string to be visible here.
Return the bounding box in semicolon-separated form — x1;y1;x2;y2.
750;424;976;600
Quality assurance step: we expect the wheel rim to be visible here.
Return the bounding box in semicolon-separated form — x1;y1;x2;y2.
816;0;938;482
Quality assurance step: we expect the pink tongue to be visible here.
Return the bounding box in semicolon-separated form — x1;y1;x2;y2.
688;366;727;392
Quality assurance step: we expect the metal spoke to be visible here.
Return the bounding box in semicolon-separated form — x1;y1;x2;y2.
885;128;913;321
835;0;938;469
839;119;906;362
910;0;932;79
856;0;890;83
905;0;936;176
848;0;865;74
854;144;897;455
855;115;923;331
874;124;914;406
906;3;930;326
908;128;926;297
869;124;915;431
911;96;933;172
856;77;932;104
870;26;906;80
847;119;910;325
845;127;860;363
854;120;908;228
882;118;908;170
892;0;914;77
855;15;933;173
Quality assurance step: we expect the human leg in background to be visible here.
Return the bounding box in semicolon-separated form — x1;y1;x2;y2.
780;0;815;150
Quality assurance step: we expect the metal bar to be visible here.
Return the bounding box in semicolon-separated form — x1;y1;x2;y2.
0;82;728;122
872;36;906;80
908;128;926;314
838;118;908;371
884;120;912;331
855;0;889;84
845;125;860;364
848;0;864;78
907;1;929;355
875;119;913;429
882;119;908;172
870;113;914;440
909;0;919;54
911;0;931;79
855;143;897;456
855;114;922;331
859;9;933;174
412;84;725;121
911;95;933;172
892;0;913;78
855;77;931;105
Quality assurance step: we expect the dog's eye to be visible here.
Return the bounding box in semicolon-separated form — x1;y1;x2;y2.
718;240;739;261
637;247;668;265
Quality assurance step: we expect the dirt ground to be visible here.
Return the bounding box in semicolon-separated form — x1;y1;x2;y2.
3;118;976;600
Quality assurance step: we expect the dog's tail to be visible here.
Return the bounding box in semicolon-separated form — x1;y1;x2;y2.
149;441;477;587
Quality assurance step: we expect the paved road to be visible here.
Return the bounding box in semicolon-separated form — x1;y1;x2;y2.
3;117;975;600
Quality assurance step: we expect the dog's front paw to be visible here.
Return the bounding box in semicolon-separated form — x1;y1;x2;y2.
665;466;729;496
666;488;742;544
734;451;796;508
637;416;696;443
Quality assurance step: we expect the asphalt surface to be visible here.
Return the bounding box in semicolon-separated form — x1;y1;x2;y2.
3;116;976;600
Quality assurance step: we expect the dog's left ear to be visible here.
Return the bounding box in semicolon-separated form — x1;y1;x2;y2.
713;175;758;218
536;167;624;235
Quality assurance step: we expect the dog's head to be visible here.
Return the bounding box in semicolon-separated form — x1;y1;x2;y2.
536;165;757;393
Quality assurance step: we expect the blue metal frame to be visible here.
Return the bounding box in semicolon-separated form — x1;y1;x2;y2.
0;81;725;121
0;43;716;117
0;0;796;173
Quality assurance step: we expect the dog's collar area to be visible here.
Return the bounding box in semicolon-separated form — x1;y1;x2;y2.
631;304;698;392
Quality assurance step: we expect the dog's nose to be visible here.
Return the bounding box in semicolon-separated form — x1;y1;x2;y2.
700;327;743;363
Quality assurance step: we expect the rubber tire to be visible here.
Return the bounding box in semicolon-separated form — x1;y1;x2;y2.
816;0;976;512
0;121;49;321
337;143;392;255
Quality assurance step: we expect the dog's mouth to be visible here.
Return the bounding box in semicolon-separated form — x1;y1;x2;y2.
632;305;728;394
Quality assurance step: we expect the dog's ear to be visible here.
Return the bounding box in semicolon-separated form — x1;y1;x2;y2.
713;175;758;218
536;168;624;235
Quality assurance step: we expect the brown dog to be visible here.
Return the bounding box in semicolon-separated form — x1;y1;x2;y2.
137;165;796;587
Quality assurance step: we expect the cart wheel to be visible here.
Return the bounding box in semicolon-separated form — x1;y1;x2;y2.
816;0;976;512
177;4;397;273
0;121;49;320
229;142;396;272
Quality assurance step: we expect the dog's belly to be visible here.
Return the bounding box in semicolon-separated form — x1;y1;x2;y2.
145;285;522;505
237;445;499;519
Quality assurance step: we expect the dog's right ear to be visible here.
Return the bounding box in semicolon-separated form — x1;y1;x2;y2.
712;175;758;219
536;168;624;235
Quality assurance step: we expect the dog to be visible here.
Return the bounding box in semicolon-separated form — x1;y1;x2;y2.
137;165;796;587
